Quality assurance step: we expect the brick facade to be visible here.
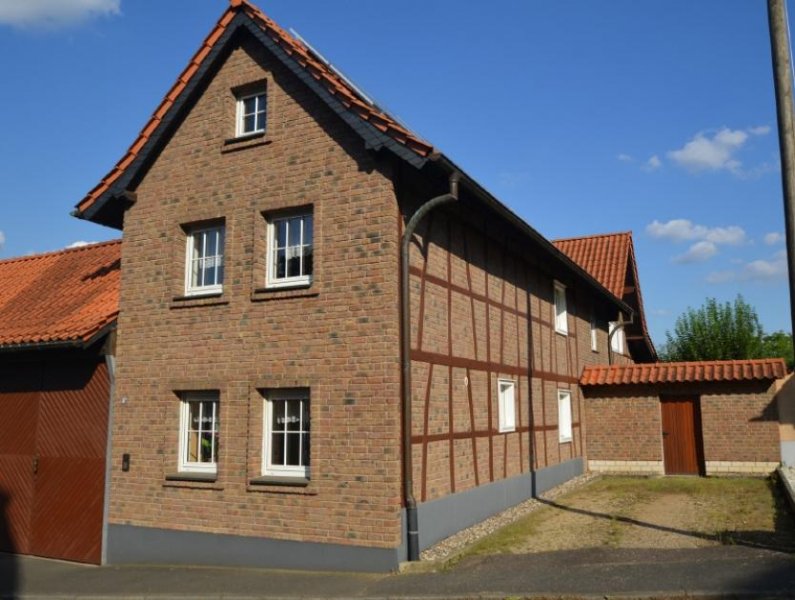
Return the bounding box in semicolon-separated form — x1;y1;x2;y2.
110;36;404;548
584;382;781;475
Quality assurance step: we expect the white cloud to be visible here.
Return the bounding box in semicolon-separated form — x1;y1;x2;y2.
673;241;718;264
66;240;95;249
0;0;120;29
667;126;769;174
0;231;5;249
706;270;736;284
748;125;771;135
706;249;788;284
642;155;662;172
646;219;746;245
617;153;634;162
764;232;785;245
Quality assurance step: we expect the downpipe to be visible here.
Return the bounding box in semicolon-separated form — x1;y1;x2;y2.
401;172;460;561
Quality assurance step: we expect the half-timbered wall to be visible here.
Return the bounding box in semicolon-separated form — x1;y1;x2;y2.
402;181;613;504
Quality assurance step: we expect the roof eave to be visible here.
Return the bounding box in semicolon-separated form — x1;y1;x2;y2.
430;153;633;317
74;11;431;228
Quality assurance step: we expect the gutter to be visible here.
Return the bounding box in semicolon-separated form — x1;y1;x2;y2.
401;172;460;562
0;321;118;354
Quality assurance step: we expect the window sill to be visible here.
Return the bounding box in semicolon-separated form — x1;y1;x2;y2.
249;475;310;487
163;472;222;490
251;286;318;302
555;330;568;337
221;133;271;153
165;472;217;482
170;294;229;309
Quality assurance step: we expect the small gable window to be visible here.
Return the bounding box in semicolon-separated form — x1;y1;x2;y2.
236;91;266;137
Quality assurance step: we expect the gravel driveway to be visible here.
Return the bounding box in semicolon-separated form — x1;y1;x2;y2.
433;475;795;562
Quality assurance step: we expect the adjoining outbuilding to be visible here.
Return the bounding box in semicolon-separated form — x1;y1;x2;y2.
0;241;120;564
581;358;791;476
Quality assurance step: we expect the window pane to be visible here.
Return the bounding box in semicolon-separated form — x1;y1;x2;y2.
256;112;265;132
271;433;285;466
244;97;256;114
286;247;300;277
244;115;255;132
276;249;286;278
188;430;199;462
288;217;302;247
303;246;313;276
200;431;214;462
303;432;310;466
190;402;201;429
286;433;301;466
275;220;287;247
286;400;301;432
205;230;217;257
273;401;286;433
303;215;313;243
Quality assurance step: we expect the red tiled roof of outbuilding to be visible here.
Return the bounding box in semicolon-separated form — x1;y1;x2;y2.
0;240;120;348
580;358;788;387
75;0;433;220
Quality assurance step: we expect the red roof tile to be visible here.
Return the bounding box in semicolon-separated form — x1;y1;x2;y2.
553;232;631;299
580;358;787;386
75;0;433;219
0;241;120;348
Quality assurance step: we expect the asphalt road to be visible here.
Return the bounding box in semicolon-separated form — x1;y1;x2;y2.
3;545;795;599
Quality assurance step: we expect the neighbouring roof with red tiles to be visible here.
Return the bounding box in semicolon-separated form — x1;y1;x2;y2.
0;241;120;348
553;231;657;362
74;0;433;222
552;232;631;299
580;358;788;386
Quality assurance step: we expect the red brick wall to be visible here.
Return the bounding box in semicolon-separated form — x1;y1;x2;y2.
110;34;403;548
584;382;780;467
700;383;779;463
585;392;662;461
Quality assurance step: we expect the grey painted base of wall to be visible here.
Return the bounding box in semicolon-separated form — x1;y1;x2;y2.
107;459;583;572
783;440;795;467
106;524;402;572
417;458;584;551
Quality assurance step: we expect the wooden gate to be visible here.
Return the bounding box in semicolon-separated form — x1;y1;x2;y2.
660;396;703;475
0;356;109;564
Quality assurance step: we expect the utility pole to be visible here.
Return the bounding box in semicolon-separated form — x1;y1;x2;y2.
768;0;795;343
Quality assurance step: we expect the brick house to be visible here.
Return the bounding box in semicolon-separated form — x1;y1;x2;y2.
0;241;120;564
63;0;790;572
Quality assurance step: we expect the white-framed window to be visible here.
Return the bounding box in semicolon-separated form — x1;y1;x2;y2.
266;212;313;288
263;389;310;478
178;391;220;474
554;281;568;334
609;321;625;354
558;389;573;443
185;224;224;295
497;379;516;433
590;314;598;352
236;91;266;136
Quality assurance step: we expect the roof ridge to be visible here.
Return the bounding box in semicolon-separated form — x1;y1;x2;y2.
583;357;788;371
0;239;122;267
552;231;633;243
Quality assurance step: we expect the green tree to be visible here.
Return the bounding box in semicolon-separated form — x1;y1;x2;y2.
761;330;795;369
661;295;765;362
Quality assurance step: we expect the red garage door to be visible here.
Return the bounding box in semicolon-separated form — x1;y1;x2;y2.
0;357;109;564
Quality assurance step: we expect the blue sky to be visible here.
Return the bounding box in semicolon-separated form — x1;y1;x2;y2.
0;0;790;347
